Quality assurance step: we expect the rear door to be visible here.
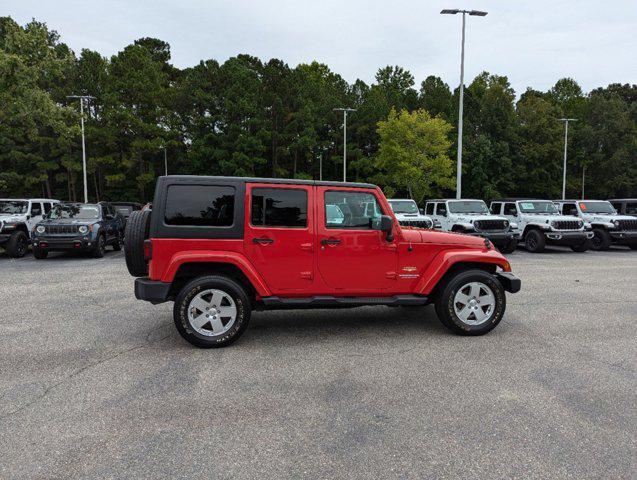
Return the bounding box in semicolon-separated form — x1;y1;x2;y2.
244;183;314;292
316;187;397;292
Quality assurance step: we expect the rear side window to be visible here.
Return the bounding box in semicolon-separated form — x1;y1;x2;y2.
165;185;235;226
562;203;577;216
251;188;307;227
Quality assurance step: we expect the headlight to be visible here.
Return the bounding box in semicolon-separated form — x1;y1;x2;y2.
578;221;583;228
503;220;509;227
36;225;46;234
612;220;620;228
78;225;89;234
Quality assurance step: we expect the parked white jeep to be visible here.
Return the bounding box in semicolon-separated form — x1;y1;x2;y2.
387;199;434;229
0;198;59;257
490;199;592;253
554;200;637;251
425;199;517;253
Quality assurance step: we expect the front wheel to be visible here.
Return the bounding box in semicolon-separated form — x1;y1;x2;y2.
499;237;518;254
173;275;252;348
590;228;611;251
434;269;506;336
92;234;106;258
525;229;546;253
7;231;29;258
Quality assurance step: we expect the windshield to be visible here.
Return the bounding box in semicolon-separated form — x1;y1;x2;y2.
0;201;28;215
49;204;100;220
388;200;419;214
448;201;489;214
518;201;558;214
579;201;616;214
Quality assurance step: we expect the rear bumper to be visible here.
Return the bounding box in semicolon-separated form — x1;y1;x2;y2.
545;230;593;245
135;277;171;304
609;231;637;245
34;236;94;251
496;272;521;293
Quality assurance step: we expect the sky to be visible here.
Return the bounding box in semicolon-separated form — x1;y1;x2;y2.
5;0;637;95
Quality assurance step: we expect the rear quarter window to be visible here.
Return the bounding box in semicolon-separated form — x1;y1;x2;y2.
164;185;235;226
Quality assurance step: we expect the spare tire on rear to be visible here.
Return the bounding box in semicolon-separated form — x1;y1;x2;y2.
124;210;151;277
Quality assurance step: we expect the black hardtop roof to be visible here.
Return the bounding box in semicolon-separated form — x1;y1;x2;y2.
161;175;377;189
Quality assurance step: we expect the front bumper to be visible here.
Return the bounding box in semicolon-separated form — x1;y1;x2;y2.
33;236;95;251
609;230;637;245
496;272;521;293
135;277;171;304
545;230;593;246
469;231;514;246
0;233;11;244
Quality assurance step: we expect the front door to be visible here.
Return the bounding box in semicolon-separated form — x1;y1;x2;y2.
244;184;314;292
316;187;397;292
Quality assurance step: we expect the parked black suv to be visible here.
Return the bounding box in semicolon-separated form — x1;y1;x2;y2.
32;202;124;258
111;202;143;228
609;199;637;217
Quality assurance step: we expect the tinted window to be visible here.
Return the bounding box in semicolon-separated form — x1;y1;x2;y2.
324;191;382;229
425;203;434;215
251;188;307;227
30;203;42;216
626;203;637;214
562;203;577;216
43;202;52;214
504;203;517;215
490;202;501;214
165;185;235;226
436;203;447;215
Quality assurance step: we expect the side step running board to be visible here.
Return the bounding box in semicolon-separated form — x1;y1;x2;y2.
259;295;429;310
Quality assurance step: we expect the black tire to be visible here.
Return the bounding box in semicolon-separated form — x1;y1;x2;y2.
112;232;122;251
590;228;611;251
33;246;48;259
434;269;506;336
7;231;29;258
525;229;546;253
93;234;106;258
124;210;151;277
173;275;252;348
499;237;518;254
570;240;589;252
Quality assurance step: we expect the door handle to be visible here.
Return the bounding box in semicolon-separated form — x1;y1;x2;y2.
321;238;341;246
253;237;274;245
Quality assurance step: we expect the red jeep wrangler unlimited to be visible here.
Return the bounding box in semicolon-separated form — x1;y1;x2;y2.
125;176;520;348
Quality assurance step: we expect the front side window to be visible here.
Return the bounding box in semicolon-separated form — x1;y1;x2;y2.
435;203;447;215
448;200;489;214
626;203;637;214
165;185;235;226
518;201;558;214
425;203;434;215
30;203;42;216
0;201;28;214
579;201;615;214
43;202;52;214
490;202;501;214
504;203;518;215
251;188;307;228
325;191;382;229
388;200;418;214
50;204;100;220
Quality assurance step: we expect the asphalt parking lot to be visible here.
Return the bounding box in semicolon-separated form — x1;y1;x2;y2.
0;247;635;479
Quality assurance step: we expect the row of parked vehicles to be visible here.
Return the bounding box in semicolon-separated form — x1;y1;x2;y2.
386;197;637;253
0;198;143;258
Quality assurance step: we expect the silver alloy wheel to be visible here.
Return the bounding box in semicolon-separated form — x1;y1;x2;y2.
187;288;237;337
453;281;496;326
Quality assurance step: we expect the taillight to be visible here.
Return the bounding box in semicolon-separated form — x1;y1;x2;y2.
143;239;152;261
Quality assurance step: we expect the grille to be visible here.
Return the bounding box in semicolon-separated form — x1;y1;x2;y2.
617;219;637;231
45;225;79;234
474;219;507;231
552;220;581;230
400;219;433;229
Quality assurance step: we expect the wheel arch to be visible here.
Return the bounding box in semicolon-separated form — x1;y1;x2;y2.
521;224;543;239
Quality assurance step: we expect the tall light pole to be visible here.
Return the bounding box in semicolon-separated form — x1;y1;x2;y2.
557;118;577;200
161;144;168;176
441;9;487;199
67;95;95;203
333;107;356;182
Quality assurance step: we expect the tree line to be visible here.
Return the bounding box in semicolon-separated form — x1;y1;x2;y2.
1;17;635;203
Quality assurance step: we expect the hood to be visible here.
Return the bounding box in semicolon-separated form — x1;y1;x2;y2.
402;228;485;247
452;214;503;223
394;212;432;220
522;213;580;223
0;213;26;222
583;213;634;222
39;218;98;226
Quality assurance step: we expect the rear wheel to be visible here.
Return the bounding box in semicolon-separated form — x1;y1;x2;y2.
525;229;546;253
173;275;251;348
434;269;506;336
7;231;29;258
590;228;611;251
124;210;151;276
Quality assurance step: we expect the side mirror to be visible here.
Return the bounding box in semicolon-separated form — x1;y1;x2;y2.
440;210;447;217
511;209;518;216
372;215;394;241
419;208;424;214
